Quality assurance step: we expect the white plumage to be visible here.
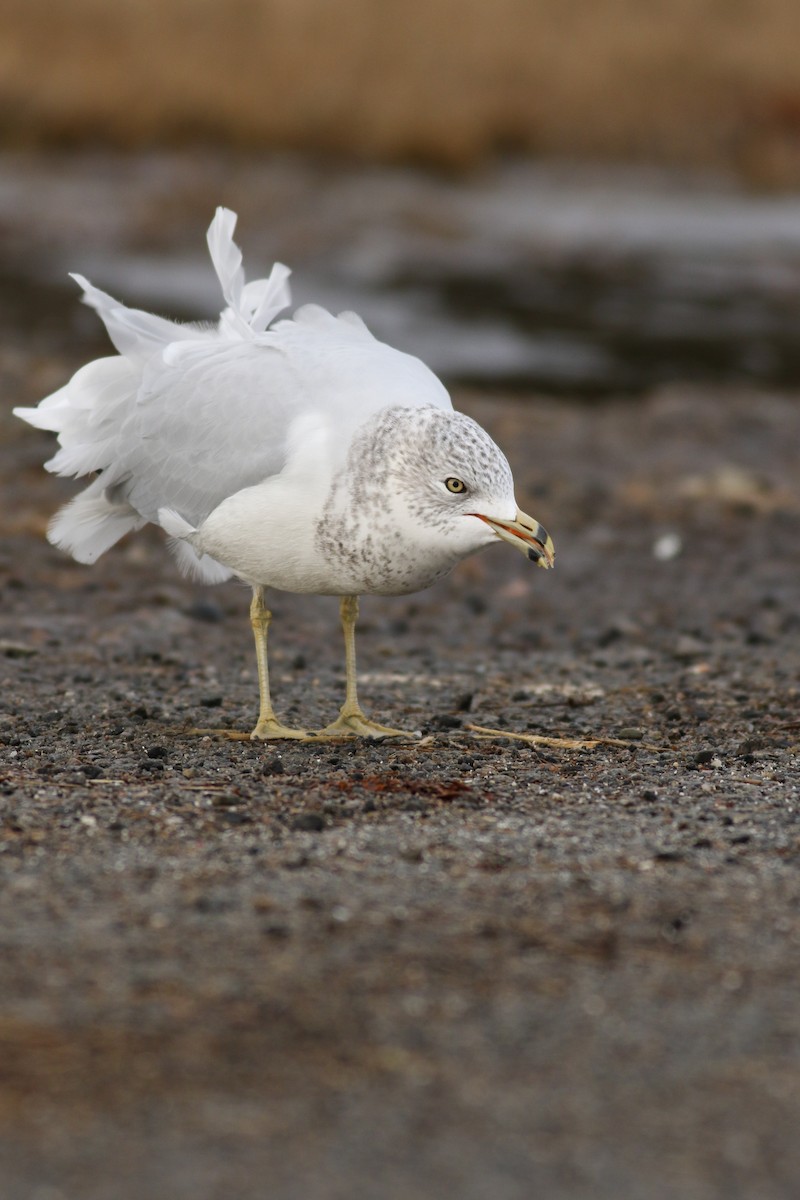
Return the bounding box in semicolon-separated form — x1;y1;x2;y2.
15;208;554;740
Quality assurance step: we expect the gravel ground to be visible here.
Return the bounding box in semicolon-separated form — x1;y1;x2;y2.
1;366;799;1199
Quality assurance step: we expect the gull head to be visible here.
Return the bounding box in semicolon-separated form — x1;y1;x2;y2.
317;406;554;596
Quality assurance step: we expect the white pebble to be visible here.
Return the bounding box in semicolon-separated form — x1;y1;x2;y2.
653;532;683;561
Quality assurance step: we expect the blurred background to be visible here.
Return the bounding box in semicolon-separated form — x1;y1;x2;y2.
2;0;800;398
5;0;800;174
3;10;800;1200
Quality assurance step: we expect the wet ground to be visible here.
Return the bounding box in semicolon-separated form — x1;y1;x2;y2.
4;151;800;393
1;155;800;1198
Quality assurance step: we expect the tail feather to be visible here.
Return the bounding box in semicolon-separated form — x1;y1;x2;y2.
70;274;199;363
48;487;144;564
14;206;293;575
14;357;137;478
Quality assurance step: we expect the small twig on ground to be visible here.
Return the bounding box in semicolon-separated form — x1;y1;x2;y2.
466;724;673;752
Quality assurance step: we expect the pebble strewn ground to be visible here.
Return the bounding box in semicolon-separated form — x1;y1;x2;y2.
1;373;799;1199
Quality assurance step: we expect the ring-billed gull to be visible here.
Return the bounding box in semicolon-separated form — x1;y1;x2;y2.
14;208;554;740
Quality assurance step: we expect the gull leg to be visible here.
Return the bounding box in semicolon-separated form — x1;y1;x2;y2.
316;596;418;739
250;586;311;740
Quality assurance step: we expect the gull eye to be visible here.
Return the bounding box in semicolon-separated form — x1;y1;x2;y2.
445;477;467;494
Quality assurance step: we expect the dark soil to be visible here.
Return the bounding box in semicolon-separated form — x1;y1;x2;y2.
1;360;799;1199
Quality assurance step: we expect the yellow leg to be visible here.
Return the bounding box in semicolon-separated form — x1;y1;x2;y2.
249;586;312;740
316;596;418;739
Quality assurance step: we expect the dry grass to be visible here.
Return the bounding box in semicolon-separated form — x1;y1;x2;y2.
2;0;800;181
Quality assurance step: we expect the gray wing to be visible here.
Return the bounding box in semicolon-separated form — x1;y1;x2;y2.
111;340;303;527
114;312;453;529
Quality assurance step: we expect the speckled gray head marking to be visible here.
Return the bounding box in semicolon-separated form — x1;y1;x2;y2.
394;407;514;517
342;406;511;507
315;406;515;594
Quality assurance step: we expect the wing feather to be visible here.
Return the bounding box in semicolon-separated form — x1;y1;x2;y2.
116;344;298;527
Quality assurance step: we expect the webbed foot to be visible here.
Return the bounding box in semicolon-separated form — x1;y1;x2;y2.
315;711;419;740
250;717;315;741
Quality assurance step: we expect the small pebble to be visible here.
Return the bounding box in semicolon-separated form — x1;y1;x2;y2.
429;714;462;730
289;812;325;832
220;811;253;825
212;793;241;808
0;641;38;658
653;533;683;561
185;600;224;623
